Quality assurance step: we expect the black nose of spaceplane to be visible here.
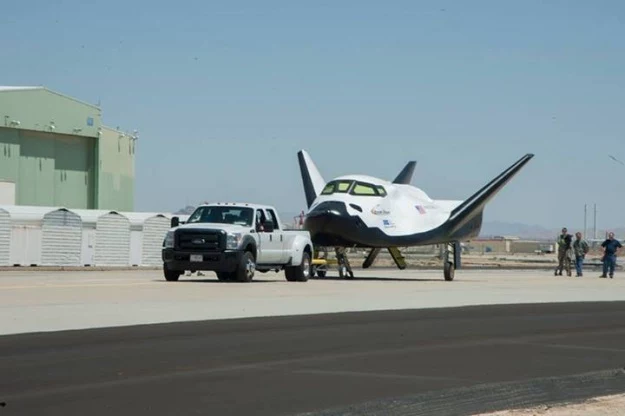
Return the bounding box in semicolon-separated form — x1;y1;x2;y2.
304;201;357;246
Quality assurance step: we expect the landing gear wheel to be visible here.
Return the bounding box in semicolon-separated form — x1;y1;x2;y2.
163;263;182;282
235;252;255;282
216;272;234;281
338;264;354;279
285;252;311;282
444;261;455;281
335;247;354;279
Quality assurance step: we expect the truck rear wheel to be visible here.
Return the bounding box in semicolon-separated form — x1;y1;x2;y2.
163;264;181;282
235;251;255;282
285;252;311;282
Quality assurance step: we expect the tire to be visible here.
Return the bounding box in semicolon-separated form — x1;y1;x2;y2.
339;263;354;280
216;272;233;282
316;269;327;278
444;261;455;281
234;251;255;282
285;252;311;282
163;263;181;282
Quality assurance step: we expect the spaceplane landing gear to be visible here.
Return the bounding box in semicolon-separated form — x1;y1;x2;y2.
443;241;461;281
335;247;354;279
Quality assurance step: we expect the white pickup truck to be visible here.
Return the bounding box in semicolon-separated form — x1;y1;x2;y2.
162;203;314;283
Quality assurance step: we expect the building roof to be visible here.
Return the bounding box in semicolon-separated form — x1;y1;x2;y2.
0;205;60;222
0;85;99;109
0;205;176;226
0;86;42;92
70;209;126;225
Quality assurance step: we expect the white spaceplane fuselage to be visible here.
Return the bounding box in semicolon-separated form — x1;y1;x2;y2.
298;150;534;250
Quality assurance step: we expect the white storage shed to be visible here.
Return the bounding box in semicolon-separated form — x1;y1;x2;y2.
95;211;131;266
41;208;83;266
0;205;58;266
73;210;131;266
122;213;170;266
0;207;11;266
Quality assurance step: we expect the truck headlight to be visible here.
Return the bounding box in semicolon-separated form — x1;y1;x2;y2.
226;232;242;250
163;231;174;248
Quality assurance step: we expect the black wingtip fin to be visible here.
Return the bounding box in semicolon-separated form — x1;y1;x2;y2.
448;153;534;233
298;150;318;208
393;161;417;184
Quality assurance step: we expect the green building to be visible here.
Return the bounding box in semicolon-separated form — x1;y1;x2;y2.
0;86;135;211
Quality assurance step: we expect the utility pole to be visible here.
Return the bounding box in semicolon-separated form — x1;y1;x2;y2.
593;203;597;240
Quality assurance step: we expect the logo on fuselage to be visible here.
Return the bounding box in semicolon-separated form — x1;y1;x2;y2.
371;205;391;216
382;219;396;228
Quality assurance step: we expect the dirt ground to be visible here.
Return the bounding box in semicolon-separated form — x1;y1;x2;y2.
475;393;625;415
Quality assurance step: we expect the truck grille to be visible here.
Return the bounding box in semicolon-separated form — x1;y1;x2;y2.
176;229;224;251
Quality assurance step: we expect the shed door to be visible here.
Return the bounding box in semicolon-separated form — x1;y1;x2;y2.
10;226;42;266
142;216;169;266
41;210;82;266
81;229;95;266
94;214;130;266
129;230;142;266
0;210;10;265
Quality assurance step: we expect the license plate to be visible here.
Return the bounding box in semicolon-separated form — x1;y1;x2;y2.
190;254;203;262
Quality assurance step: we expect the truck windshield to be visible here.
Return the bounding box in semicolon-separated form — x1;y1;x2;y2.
186;206;254;227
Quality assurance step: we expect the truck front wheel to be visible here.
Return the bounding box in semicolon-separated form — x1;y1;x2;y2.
163;263;182;282
235;251;256;282
285;252;311;282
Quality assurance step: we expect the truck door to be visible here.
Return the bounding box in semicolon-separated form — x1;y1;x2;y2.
256;209;281;264
266;208;287;263
255;209;269;264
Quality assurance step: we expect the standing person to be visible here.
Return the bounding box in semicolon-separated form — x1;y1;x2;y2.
572;232;589;277
555;227;573;276
600;232;622;279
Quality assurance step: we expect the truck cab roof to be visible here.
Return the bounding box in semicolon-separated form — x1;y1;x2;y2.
196;202;278;211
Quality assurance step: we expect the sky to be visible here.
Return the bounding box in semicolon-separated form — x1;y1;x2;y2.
2;0;624;229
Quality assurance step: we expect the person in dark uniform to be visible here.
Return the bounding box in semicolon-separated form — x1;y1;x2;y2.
555;227;572;276
600;232;622;279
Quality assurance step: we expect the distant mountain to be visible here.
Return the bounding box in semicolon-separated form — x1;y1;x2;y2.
479;221;625;240
479;221;553;239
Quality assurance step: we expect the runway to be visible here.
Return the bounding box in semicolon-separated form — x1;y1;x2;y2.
2;268;625;335
2;302;625;415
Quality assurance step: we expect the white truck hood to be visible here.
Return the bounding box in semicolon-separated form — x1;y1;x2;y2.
172;222;251;234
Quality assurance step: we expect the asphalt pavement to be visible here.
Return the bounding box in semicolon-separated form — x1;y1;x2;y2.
2;302;625;415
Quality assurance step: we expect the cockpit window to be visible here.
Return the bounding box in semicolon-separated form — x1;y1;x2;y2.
321;180;353;195
337;181;351;192
351;183;377;195
351;182;386;197
321;183;334;195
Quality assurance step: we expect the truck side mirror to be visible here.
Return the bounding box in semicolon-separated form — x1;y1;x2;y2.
263;220;275;233
171;216;179;228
